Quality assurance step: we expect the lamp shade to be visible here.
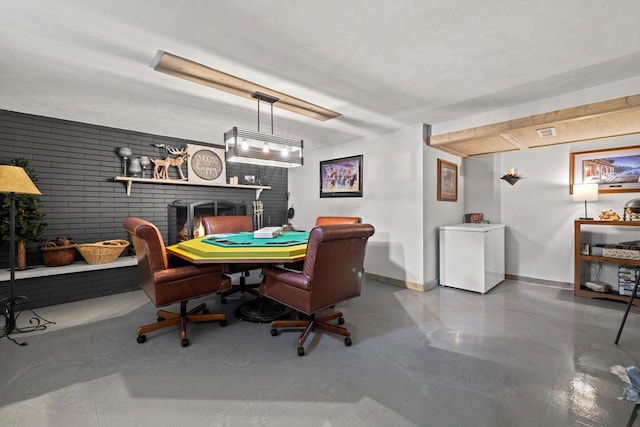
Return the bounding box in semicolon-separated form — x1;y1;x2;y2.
573;183;599;202
0;165;42;195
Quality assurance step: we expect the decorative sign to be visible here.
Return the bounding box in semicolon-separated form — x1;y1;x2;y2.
187;144;226;184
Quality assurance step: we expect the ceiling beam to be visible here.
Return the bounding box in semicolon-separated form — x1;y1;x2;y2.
428;94;640;157
151;50;341;122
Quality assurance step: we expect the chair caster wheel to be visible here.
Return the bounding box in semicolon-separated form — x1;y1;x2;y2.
220;319;228;327
270;328;279;336
338;317;345;325
220;297;228;304
297;347;305;356
157;316;165;322
137;335;147;344
345;337;352;346
181;338;190;347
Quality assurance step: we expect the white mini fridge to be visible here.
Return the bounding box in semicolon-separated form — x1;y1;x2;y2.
439;223;505;293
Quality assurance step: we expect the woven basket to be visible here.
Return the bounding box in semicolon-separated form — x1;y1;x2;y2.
77;240;129;264
41;244;77;267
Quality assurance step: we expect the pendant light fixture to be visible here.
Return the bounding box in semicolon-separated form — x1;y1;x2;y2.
225;92;303;168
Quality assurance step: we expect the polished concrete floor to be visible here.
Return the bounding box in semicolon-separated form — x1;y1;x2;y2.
0;277;639;427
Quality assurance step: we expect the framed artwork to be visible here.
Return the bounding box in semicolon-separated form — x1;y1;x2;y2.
437;159;458;202
187;143;226;184
570;145;640;194
320;155;363;198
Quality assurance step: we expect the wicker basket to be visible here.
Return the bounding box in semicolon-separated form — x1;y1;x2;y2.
41;244;77;267
76;240;129;264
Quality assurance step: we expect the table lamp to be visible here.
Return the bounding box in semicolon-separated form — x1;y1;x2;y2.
0;165;43;344
573;183;599;220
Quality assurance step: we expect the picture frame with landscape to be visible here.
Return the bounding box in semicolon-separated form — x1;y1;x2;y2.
570;145;640;194
437;159;458;202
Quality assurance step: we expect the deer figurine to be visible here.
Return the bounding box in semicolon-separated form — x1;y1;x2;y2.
151;146;189;180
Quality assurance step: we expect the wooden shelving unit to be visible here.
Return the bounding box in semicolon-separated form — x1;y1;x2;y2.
574;219;640;306
114;176;270;199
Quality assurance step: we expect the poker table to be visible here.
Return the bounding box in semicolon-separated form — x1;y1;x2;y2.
166;231;309;264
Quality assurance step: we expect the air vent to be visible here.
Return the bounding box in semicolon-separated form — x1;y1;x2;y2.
536;127;557;138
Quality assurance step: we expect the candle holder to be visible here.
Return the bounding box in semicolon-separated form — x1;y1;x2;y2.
501;169;521;185
140;156;151;178
118;147;132;176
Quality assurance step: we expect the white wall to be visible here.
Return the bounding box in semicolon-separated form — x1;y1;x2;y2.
424;143;464;285
290;76;640;289
457;76;640;284
288;125;430;286
465;134;640;284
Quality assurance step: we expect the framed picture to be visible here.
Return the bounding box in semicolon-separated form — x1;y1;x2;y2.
580;243;590;255
437;159;458;202
319;155;363;198
570;145;640;194
243;175;256;185
187;143;226;184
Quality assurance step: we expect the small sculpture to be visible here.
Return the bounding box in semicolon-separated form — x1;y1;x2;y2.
624;199;640;221
151;146;188;180
599;209;620;221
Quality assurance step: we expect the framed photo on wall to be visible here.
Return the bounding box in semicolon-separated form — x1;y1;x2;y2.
570;145;640;194
437;159;458;202
319;155;363;198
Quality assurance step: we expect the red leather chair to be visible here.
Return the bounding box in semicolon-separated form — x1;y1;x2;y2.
123;217;231;347
260;223;375;356
201;215;265;303
315;216;362;226
287;216;362;271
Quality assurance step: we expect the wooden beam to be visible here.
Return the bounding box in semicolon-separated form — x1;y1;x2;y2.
428;94;640;157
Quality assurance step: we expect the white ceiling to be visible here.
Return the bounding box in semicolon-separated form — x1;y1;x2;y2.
2;0;640;152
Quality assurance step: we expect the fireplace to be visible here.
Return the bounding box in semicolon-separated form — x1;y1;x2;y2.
168;200;249;245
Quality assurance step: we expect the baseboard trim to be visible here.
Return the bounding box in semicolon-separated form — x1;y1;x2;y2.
363;272;437;292
505;274;572;290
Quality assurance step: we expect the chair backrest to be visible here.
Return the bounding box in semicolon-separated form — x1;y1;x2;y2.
315;216;362;226
123;217;169;303
201;215;254;235
303;223;375;311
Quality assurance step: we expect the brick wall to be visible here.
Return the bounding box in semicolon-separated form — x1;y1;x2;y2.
0;110;289;308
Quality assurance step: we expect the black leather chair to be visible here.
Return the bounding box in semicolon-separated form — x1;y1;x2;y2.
124;217;231;347
260;223;375;356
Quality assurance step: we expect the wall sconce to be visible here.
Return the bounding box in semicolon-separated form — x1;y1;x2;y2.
573;183;599;219
501;168;521;185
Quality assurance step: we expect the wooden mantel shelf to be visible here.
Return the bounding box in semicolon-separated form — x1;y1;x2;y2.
114;177;270;199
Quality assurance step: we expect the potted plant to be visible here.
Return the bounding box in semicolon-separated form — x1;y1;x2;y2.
0;158;47;270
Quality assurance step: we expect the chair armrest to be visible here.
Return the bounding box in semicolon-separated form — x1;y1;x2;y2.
155;264;222;284
263;265;310;291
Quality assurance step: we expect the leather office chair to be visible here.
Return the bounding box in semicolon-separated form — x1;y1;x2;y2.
201;215;265;303
287;216;362;271
260;223;375;356
315;216;362;226
123;217;231;347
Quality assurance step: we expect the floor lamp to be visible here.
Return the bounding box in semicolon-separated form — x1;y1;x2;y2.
0;165;45;345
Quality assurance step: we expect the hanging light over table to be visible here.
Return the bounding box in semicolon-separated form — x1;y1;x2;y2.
225;92;303;168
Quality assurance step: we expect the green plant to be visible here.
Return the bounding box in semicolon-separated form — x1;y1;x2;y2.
0;158;47;243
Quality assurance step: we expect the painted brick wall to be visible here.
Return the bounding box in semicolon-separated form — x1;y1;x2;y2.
0;110;289;308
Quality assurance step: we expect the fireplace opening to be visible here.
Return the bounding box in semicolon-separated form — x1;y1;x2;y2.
168;200;249;245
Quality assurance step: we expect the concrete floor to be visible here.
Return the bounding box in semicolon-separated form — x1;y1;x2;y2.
0;277;638;427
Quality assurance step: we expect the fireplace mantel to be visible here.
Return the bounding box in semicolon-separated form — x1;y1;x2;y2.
114;176;270;199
